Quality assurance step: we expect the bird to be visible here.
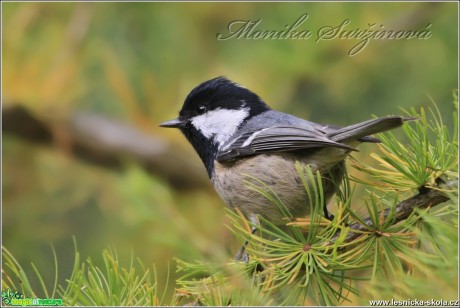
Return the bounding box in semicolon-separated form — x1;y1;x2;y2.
160;76;411;256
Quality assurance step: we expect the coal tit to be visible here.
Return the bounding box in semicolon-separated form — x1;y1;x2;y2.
160;77;409;228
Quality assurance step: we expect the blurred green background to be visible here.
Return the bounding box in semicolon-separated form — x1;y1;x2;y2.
2;1;458;302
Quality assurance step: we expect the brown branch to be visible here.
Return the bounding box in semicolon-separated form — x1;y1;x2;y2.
3;105;209;190
2;105;54;144
331;177;457;244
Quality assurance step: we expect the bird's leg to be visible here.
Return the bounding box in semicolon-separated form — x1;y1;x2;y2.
323;204;335;221
234;226;257;261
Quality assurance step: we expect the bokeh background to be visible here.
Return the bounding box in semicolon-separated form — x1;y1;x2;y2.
2;1;458;302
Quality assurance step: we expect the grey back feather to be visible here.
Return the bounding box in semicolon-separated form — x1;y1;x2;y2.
216;111;412;163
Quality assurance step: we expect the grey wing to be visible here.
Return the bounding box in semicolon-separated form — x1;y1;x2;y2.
216;126;355;162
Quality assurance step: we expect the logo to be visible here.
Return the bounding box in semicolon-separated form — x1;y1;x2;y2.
1;289;63;306
216;13;433;56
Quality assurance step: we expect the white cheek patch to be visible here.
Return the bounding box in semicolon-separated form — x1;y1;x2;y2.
191;108;249;147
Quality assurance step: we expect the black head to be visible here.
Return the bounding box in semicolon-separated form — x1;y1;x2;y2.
160;77;271;177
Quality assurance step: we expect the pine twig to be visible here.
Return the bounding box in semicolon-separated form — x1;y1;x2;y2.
331;177;457;244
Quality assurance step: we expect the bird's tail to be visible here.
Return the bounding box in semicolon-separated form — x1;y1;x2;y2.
327;116;416;143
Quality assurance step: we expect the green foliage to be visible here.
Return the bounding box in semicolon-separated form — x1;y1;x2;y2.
175;259;273;306
2;239;171;306
352;97;458;192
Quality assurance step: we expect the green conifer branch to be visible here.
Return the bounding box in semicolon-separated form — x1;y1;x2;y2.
330;176;456;245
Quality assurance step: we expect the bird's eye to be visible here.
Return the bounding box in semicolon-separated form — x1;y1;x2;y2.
196;106;207;115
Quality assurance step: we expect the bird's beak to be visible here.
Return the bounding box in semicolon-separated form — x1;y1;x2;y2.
159;118;185;128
